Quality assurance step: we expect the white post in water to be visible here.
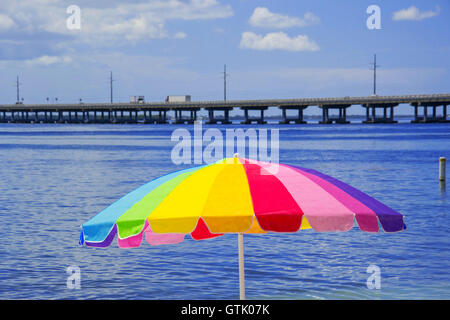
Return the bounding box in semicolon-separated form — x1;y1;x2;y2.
238;233;245;300
439;157;446;181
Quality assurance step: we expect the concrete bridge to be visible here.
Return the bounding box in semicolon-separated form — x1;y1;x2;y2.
0;93;449;124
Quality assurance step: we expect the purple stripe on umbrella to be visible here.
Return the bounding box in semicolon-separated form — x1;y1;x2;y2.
84;224;117;247
291;166;405;232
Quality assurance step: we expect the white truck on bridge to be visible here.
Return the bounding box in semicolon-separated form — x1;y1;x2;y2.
130;96;145;103
165;95;191;103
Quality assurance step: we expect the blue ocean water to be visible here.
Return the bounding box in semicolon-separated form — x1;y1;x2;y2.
0;121;449;300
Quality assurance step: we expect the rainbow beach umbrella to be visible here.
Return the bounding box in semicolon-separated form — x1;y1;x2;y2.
80;156;406;299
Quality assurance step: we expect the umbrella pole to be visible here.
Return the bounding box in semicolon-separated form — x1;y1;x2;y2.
238;233;245;300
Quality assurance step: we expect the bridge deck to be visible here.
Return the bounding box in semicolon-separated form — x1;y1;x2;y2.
1;94;449;124
1;94;450;111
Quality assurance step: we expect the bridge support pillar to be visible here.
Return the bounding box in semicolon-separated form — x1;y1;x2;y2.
279;105;308;124
174;110;181;124
362;103;398;123
162;110;168;124
205;108;232;124
147;110;152;123
319;105;351;124
155;110;168;124
411;102;450;123
142;110;149;123
174;108;200;124
240;107;268;124
141;110;164;124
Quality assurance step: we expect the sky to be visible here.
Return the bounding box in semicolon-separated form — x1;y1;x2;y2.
0;0;449;115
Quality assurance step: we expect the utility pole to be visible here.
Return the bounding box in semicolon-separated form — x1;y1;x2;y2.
110;71;114;103
223;64;228;101
16;76;20;103
371;54;379;96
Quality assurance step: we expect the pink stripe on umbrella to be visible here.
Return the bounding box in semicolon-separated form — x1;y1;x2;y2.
252;161;355;232
145;225;185;246
292;165;405;232
117;220;185;248
288;165;380;232
118;221;146;248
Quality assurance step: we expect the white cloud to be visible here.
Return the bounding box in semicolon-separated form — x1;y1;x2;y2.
0;0;234;45
239;31;319;52
173;32;187;39
25;55;72;66
0;14;15;30
249;7;320;29
393;6;440;21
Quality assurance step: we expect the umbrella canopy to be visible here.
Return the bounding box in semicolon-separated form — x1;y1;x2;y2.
80;157;405;299
80;157;405;248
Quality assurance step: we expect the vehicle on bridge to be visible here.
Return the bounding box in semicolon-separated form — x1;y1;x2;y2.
130;96;145;103
165;95;191;103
